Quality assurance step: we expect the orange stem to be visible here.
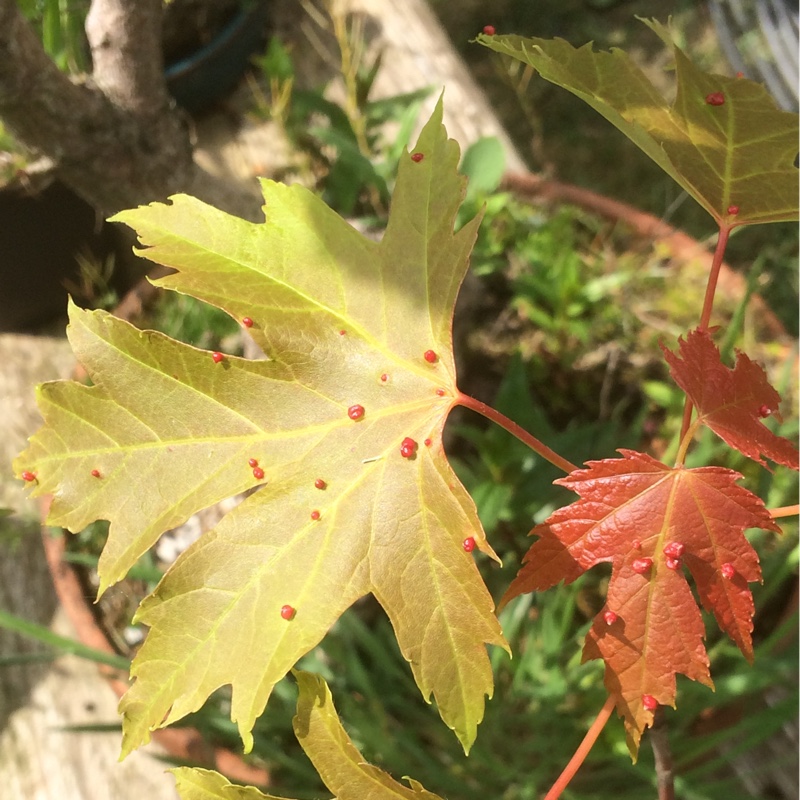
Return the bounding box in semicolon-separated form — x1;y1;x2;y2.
456;393;578;474
543;694;616;800
770;504;800;519
679;224;732;442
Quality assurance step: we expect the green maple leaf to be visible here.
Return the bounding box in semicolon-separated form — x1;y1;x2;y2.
478;20;799;226
172;672;443;799
14;100;506;755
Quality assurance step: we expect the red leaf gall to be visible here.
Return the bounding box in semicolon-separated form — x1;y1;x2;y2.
314;478;326;490
380;373;389;382
424;438;432;447
603;610;618;626
665;557;681;570
758;404;771;418
280;605;296;620
631;539;641;550
91;469;101;478
339;330;347;336
483;24;496;35
252;466;265;480
663;541;685;559
248;458;259;468
348;404;365;420
212;351;225;363
242;317;254;328
463;537;476;552
400;437;418;458
632;557;653;574
721;563;735;580
727;205;739;215
410;153;424;162
435;388;445;397
423;349;437;363
310;510;320;520
21;471;36;482
705;92;725;106
642;694;658;712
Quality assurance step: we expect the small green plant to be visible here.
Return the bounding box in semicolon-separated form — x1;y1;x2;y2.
14;19;798;800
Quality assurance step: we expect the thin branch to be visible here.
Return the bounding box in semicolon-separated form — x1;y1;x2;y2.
456;393;578;474
650;708;676;800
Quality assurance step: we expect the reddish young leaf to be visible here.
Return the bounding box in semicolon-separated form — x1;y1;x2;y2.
663;329;799;470
501;449;780;756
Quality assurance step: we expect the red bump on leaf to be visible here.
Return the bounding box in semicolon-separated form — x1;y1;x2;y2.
632;557;653;574
248;458;259;468
252;467;265;480
424;350;437;363
463;537;476;552
400;437;418;458
435;388;445;397
424;438;432;447
410;153;424;163
242;317;254;328
280;605;296;620
380;373;389;382
736;71;744;78
631;539;641;550
314;478;326;490
347;404;365;420
642;694;658;712
665;557;681;570
91;469;101;478
212;351;225;363
338;330;346;336
483;24;496;35
727;205;740;216
21;471;36;482
758;404;771;418
310;510;320;520
705;92;725;106
663;541;685;559
603;610;618;626
721;563;736;580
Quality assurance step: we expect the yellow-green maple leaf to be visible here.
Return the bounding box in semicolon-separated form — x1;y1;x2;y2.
478;19;799;226
172;672;443;800
15;100;506;755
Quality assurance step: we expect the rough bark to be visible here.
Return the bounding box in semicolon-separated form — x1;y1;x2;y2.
0;0;258;220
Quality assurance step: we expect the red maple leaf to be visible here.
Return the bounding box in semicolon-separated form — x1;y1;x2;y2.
501;449;781;755
662;329;799;470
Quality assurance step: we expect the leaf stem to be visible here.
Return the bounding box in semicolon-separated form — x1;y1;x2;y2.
542;694;616;800
678;224;732;443
456;393;578;474
770;504;800;519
